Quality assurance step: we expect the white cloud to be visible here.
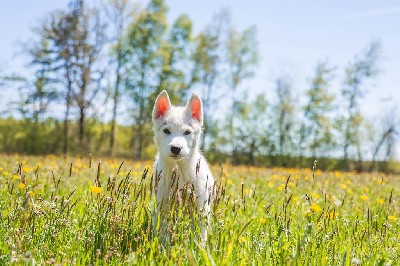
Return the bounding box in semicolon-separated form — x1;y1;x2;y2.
346;6;400;20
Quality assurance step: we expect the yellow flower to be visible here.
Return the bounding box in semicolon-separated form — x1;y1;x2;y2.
388;215;397;222
311;193;321;199
347;188;353;194
310;203;322;212
360;195;368;201
0;167;3;171
12;174;20;180
18;183;26;189
238;236;246;243
2;171;9;176
22;166;31;173
340;183;347;189
27;191;34;197
259;218;266;224
90;186;103;194
268;181;274;188
376;198;384;205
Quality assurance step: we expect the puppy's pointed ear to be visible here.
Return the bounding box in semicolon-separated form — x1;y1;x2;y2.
186;93;203;125
153;90;171;120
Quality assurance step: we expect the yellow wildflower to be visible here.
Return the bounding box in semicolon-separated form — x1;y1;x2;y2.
18;183;26;189
340;183;347;189
360;195;368;201
376;198;384;205
259;217;266;224
311;192;321;199
27;191;34;197
238;236;246;243
0;167;3;171
310;203;322;212
388;215;397;221
90;186;103;194
12;174;20;180
22;166;30;173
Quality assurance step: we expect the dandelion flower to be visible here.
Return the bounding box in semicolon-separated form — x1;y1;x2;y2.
90;186;103;194
360;195;368;201
18;183;26;189
310;203;322;212
27;191;34;197
259;217;266;224
376;198;384;205
12;174;20;180
388;215;397;222
22;166;30;173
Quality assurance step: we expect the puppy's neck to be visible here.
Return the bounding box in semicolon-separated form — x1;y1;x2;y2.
158;148;201;177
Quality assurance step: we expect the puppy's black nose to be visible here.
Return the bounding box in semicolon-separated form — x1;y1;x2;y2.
171;146;181;155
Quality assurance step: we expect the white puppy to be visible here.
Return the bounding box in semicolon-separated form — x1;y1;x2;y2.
152;90;215;242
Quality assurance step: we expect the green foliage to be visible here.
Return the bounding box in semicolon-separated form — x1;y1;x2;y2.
300;60;336;159
0;0;393;173
340;42;382;166
0;155;399;264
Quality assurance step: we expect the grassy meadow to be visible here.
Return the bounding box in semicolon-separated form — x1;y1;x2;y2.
0;154;399;265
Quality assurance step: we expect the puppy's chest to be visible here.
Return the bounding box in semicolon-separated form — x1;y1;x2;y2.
170;165;196;188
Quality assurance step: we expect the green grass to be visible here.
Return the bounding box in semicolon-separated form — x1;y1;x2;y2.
0;154;399;265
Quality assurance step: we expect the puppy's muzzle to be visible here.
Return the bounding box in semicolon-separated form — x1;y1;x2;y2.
170;146;181;156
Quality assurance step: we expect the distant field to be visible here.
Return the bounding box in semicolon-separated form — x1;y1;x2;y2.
0;154;399;264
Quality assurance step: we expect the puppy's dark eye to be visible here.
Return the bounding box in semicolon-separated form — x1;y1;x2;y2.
163;128;171;134
184;130;191;135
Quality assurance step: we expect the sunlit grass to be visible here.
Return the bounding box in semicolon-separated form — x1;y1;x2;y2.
0;154;399;264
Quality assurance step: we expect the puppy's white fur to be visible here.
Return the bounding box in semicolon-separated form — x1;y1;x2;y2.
152;90;215;241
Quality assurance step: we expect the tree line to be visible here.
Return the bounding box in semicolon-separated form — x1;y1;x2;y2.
0;0;398;172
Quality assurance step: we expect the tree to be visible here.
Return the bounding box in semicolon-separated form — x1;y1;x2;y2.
28;0;107;153
192;10;229;150
340;41;381;168
272;74;295;158
234;93;271;164
299;61;335;161
68;1;107;145
225;26;258;156
122;0;168;160
154;14;194;103
106;0;136;155
370;106;400;171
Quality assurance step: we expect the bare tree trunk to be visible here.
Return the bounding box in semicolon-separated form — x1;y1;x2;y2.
79;106;85;144
63;67;73;155
109;53;122;155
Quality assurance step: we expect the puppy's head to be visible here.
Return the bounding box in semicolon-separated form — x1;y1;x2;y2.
152;90;203;161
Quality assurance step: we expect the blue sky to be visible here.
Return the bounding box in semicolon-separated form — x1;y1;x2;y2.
0;0;399;119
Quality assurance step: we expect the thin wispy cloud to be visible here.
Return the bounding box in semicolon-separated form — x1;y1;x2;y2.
346;6;400;20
